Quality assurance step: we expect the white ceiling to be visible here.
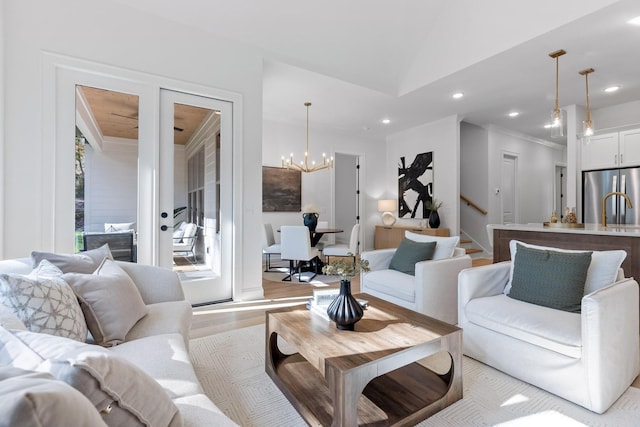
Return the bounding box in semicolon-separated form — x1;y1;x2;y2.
108;0;640;142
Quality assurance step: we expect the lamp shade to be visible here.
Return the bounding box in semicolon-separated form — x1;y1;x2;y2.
377;199;397;212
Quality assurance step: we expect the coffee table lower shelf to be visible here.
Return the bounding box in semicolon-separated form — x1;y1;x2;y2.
270;352;452;427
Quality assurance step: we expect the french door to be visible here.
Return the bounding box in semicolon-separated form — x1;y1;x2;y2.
55;64;234;305
159;89;233;304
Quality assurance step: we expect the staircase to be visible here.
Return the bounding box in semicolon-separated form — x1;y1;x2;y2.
459;231;491;260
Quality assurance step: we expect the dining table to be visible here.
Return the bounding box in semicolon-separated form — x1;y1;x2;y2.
310;227;343;247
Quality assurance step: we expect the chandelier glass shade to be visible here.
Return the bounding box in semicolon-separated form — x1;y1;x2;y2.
281;102;333;173
579;68;595;139
549;49;566;138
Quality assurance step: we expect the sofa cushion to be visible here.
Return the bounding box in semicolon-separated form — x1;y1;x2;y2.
506;240;626;296
388;238;436;275
508;244;592;313
0;366;108;427
361;269;415;303
125;300;192;347
111;333;201;399
63;259;148;347
0;327;182;427
404;231;459;260
465;294;582;358
31;245;113;274
0;260;87;341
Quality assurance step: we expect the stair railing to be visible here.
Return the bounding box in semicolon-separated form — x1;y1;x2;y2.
460;195;488;216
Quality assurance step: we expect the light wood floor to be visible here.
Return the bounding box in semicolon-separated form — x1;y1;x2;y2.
190;258;640;388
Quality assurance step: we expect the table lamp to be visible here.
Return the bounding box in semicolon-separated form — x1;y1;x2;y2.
378;199;397;226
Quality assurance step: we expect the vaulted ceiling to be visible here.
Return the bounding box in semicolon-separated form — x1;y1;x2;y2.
105;0;640;142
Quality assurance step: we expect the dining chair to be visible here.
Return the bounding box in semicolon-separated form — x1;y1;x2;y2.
262;223;281;272
280;225;321;282
322;223;360;265
314;221;329;250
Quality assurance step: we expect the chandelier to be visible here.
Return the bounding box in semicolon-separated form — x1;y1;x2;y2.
579;67;595;139
281;102;333;173
548;49;566;138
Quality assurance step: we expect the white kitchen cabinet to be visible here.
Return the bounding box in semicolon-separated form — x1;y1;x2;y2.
581;128;640;171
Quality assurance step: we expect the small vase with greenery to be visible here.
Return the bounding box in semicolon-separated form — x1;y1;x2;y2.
322;256;370;330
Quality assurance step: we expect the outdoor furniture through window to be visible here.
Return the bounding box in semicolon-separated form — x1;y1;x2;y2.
83;231;135;262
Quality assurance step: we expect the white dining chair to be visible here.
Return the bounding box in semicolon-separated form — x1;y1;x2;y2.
322;223;360;265
262;223;281;272
280;225;321;282
314;221;329;250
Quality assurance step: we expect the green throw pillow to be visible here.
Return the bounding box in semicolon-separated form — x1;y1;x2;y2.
388;238;437;275
508;243;592;313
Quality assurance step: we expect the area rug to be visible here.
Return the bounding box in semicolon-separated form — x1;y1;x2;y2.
262;264;342;285
190;325;640;427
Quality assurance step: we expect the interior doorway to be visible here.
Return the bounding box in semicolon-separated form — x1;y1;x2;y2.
501;153;518;224
334;153;360;248
555;164;567;222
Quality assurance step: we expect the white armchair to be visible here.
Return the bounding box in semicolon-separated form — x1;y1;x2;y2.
458;245;640;413
360;232;471;324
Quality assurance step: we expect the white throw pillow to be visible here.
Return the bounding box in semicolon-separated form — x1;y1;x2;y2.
0;327;182;427
0;260;87;341
0;305;26;331
0;366;107;427
505;240;627;295
62;259;148;347
404;231;460;260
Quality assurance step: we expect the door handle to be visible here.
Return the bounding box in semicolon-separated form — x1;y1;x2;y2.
161;225;168;231
161;212;168;218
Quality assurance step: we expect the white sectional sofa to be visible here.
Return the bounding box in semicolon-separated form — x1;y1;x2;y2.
0;254;237;427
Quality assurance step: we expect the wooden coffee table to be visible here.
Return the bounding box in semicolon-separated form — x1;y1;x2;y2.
265;293;462;426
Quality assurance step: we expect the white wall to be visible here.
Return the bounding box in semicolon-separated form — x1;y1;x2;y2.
262;118;386;251
386;115;461;235
460;122;490;250
2;0;264;300
486;127;565;226
592;100;640;131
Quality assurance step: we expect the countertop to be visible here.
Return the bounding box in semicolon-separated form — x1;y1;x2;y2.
490;223;640;237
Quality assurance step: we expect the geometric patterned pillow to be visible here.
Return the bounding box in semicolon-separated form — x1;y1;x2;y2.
0;260;87;342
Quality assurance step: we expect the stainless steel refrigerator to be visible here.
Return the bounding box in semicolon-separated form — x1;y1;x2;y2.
583;167;640;225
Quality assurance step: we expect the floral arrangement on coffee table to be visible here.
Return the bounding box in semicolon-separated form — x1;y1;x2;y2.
322;255;370;281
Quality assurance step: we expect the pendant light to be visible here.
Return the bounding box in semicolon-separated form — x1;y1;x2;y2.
281;102;333;173
548;49;566;138
579;68;595;139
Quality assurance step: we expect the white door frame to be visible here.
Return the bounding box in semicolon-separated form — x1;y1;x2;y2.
500;151;518;224
42;53;244;300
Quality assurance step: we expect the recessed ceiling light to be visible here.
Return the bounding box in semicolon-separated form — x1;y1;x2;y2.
452;92;464;99
628;16;640;26
604;85;620;93
508;112;519;117
381;118;391;124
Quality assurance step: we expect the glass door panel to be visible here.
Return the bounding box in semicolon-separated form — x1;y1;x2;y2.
74;85;139;262
160;89;232;304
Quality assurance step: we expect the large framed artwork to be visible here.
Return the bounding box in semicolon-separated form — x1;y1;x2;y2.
262;166;302;212
398;151;433;219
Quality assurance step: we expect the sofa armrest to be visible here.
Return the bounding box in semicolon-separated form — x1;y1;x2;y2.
115;261;185;305
414;254;472;324
458;261;511;325
581;278;640;412
360;249;396;271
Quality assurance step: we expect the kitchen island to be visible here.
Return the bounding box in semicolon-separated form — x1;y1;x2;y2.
492;223;640;281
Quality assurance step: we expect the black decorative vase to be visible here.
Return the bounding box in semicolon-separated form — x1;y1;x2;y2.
303;212;319;232
326;280;363;331
428;210;441;228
